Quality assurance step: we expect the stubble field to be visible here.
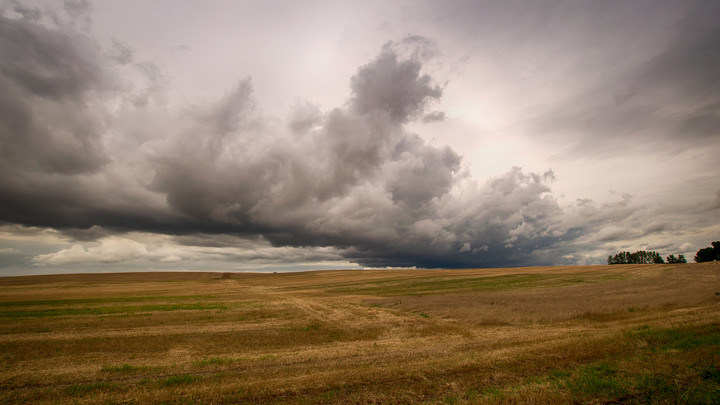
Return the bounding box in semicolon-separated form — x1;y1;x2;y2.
1;263;720;404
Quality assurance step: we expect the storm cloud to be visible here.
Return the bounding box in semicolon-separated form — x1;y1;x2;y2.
0;11;109;175
0;1;717;273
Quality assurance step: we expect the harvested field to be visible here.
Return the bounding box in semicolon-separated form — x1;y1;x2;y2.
1;263;720;404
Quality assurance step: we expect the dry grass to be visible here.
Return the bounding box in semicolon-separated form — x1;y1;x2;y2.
1;263;719;404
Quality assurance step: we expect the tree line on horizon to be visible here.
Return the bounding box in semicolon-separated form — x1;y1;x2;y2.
607;240;720;265
606;250;682;264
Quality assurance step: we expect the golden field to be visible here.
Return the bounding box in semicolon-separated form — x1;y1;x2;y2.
1;263;719;404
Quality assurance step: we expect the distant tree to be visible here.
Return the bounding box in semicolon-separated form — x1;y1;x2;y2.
651;252;666;264
607;250;664;264
694;241;720;263
666;254;687;263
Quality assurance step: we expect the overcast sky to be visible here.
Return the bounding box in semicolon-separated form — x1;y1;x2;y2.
1;0;719;275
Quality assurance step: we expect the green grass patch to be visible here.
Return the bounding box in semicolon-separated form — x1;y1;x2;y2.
443;396;458;404
480;386;505;401
195;357;242;366
549;369;571;380
540;324;720;403
0;295;216;307
566;361;628;399
629;324;720;351
698;365;720;383
160;375;200;386
0;303;228;318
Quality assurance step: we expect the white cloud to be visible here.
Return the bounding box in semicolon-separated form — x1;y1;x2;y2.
31;232;353;268
32;237;148;265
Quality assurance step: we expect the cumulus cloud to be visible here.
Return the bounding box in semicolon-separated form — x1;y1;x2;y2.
32;232;349;268
33;237;148;265
1;4;706;270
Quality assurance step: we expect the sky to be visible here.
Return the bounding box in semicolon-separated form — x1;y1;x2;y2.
1;0;719;275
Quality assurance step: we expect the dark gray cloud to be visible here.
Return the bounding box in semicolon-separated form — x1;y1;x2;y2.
520;0;720;156
0;7;109;175
1;4;708;270
349;50;441;123
641;3;720;104
422;111;445;123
